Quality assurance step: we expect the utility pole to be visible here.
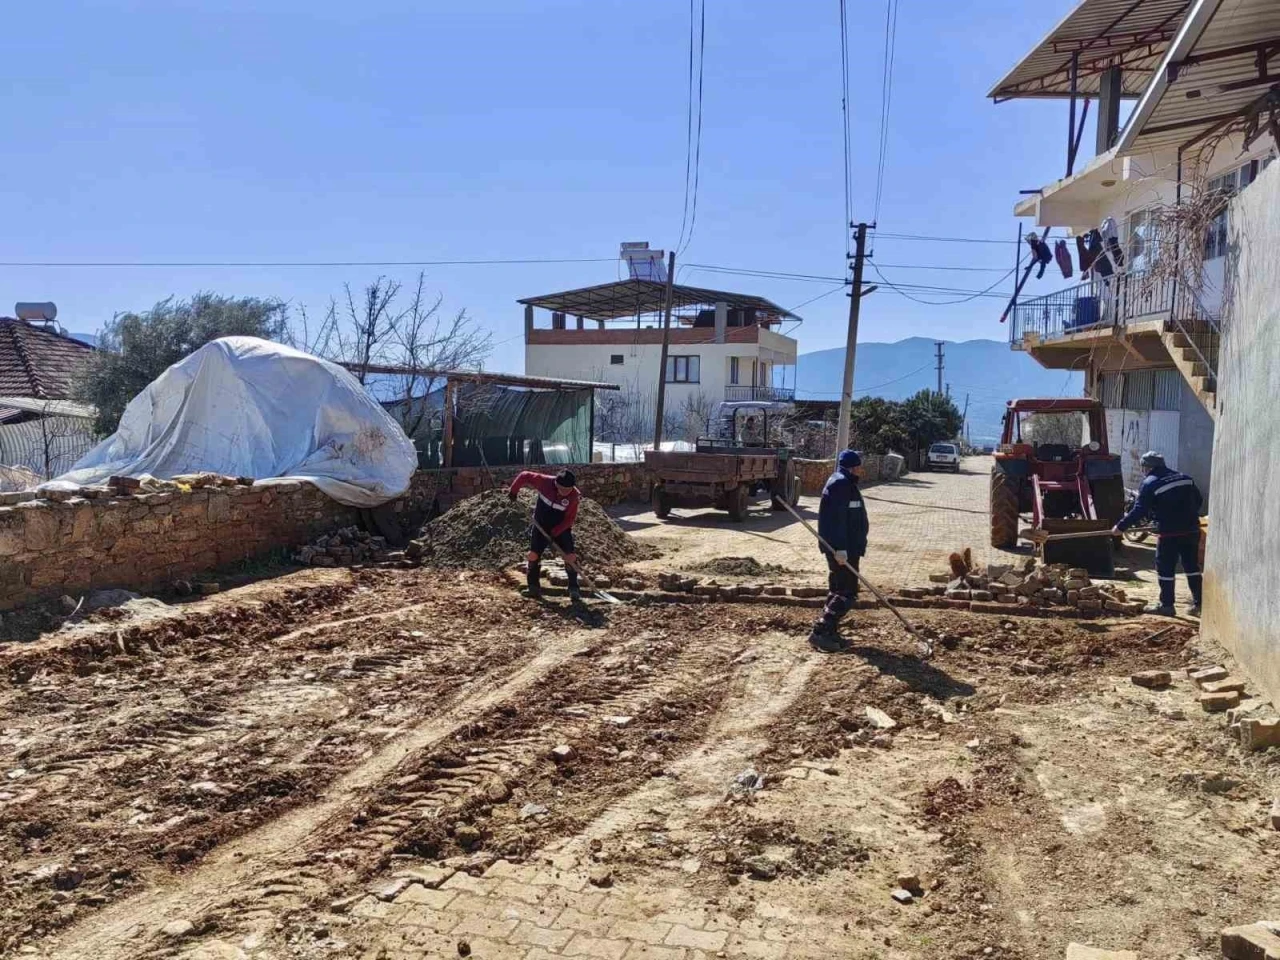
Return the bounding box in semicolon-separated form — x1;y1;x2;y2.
962;392;969;445
935;341;945;395
652;250;678;450
946;382;951;398
835;222;870;453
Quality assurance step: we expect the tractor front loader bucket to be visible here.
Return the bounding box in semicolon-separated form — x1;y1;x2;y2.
1038;519;1115;576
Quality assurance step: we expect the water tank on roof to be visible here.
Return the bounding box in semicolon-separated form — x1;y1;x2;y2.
15;302;57;322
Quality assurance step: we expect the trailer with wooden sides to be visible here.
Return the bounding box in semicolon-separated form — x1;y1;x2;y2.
644;450;796;521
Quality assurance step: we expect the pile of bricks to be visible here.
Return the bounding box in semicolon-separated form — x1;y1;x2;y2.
296;526;388;567
896;558;1144;617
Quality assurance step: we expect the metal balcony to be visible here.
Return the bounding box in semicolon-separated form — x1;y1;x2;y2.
1009;271;1179;345
724;385;796;402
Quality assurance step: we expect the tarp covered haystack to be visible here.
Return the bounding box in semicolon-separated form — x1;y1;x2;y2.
55;337;418;507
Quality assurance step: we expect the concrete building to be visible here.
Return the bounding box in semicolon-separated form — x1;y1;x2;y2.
989;0;1275;497
521;274;799;433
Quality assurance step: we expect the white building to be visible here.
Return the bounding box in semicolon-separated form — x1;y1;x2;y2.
520;277;800;432
990;0;1277;497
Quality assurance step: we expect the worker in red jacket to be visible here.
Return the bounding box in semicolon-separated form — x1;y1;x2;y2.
508;468;581;600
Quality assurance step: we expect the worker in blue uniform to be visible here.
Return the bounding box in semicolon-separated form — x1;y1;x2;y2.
1113;451;1204;617
810;449;869;652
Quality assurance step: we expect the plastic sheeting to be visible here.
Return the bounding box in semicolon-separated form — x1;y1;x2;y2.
55;337;418;507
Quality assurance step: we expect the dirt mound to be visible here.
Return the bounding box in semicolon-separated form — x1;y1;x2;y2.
409;488;657;569
687;556;784;577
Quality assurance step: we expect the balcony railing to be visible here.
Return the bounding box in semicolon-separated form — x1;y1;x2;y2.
1009;271;1180;345
724;385;796;402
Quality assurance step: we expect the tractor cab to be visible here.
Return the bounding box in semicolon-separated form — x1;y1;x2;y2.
991;398;1125;574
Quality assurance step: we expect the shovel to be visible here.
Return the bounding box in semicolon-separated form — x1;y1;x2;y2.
776;499;933;659
529;518;622;605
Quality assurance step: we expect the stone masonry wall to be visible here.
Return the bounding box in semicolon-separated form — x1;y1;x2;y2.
0;463;648;611
794;454;891;496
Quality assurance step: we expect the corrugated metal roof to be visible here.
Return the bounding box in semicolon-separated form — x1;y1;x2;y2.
990;0;1192;100
1119;0;1280;153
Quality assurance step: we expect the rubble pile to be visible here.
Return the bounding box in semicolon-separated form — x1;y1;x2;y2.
296;527;388;567
897;554;1144;616
406;488;656;569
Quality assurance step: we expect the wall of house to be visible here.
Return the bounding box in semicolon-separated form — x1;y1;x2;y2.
1202;159;1280;707
525;336;797;416
0;463;647;612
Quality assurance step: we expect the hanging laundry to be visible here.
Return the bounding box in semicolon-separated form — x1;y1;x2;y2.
1076;235;1097;277
1053;240;1073;279
1099;217;1119;244
1105;235;1126;269
1090;230;1114;278
1026;232;1053;279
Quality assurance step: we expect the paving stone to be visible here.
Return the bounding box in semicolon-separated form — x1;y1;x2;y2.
1064;945;1138;960
553;908;616;937
510;921;576;950
1241;718;1280;752
1202;677;1247;695
664;926;728;951
394;885;458;910
1130;670;1171;689
561;933;632;959
608;919;673;945
623;946;688;960
449;915;518;940
395;865;456;888
1201;691;1242;712
726;935;790;959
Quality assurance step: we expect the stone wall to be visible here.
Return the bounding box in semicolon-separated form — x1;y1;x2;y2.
0;463;648;612
1202;160;1280;708
794;454;894;495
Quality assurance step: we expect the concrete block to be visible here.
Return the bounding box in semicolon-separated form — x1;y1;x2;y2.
1131;670;1171;689
1191;665;1229;685
1202;677;1247;695
1221;922;1280;960
1240;718;1280;752
1201;691;1242;713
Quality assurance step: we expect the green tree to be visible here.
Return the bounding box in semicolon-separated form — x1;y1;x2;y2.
74;293;290;435
848;396;909;454
901;389;964;454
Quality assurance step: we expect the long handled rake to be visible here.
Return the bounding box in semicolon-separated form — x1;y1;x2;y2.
777;498;933;658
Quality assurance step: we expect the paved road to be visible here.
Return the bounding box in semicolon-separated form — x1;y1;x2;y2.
615;457;1165;603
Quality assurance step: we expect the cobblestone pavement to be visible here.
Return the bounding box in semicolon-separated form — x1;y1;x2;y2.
348;855;864;960
617;457;1163;604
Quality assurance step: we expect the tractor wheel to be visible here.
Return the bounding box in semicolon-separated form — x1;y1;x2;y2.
727;484;749;521
652;486;671;520
990;469;1020;548
789;473;800;507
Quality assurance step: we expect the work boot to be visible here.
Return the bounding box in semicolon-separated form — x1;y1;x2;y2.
568;586;583;603
1186;603;1202;617
808;619;847;653
1143;601;1175;617
525;562;543;600
566;567;581;602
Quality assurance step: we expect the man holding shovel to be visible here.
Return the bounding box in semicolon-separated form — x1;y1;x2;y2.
509;468;581;601
810;449;869;652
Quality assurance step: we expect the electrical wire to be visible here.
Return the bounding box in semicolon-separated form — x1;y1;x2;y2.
839;0;853;236
873;0;900;223
871;262;1018;305
674;0;697;255
678;0;707;258
0;257;619;268
873;232;1016;245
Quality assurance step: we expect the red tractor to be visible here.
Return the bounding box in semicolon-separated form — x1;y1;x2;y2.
989;398;1125;574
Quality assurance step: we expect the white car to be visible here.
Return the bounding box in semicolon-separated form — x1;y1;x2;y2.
926;442;961;472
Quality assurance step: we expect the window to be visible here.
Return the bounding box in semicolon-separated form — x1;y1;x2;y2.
1126;209;1156;271
1203;157;1272;260
665;355;700;383
729;357;740;385
610;354;624;365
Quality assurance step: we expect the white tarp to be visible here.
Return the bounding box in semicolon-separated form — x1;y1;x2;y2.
54;336;418;507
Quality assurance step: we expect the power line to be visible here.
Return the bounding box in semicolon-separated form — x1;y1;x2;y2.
874;232;1016;245
873;0;900;222
678;0;707;257
0;256;619;268
674;0;697;254
870;262;1018;305
839;0;853;235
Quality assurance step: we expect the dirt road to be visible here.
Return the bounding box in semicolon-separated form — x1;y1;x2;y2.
3;561;1276;960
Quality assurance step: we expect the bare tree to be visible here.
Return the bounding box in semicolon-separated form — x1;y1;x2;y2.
294;272;492;441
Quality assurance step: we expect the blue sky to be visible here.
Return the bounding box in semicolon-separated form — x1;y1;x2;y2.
2;1;1081;370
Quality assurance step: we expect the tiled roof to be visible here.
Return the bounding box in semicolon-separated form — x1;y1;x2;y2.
0;319;95;400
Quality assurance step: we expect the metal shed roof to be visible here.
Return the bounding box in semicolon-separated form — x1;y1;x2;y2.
990;0;1192;99
517;279;800;322
342;363;621;391
1117;0;1280;154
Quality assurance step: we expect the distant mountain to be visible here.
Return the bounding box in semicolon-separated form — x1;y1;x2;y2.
795;337;1083;444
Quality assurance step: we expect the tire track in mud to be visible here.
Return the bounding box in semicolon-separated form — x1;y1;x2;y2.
0;583;546;953
39;626;600;960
